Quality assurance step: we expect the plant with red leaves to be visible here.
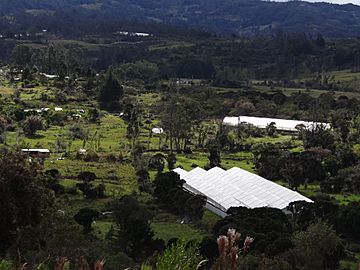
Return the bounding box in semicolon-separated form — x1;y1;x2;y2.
213;228;254;270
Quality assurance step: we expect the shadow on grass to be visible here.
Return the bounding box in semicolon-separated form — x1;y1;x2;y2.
25;134;46;139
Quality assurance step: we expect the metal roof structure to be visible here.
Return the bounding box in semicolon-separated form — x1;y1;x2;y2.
223;116;330;132
173;166;313;217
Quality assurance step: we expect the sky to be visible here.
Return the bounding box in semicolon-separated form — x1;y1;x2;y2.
274;0;360;4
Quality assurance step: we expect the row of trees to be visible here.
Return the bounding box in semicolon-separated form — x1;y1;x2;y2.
9;31;360;84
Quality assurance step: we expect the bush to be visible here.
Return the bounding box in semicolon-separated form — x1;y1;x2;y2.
49;111;67;126
199;237;218;262
68;124;87;140
183;147;193;154
0;259;14;270
155;241;204;270
22;115;45;136
287;221;344;270
78;171;96;182
73;208;99;232
83;151;100;162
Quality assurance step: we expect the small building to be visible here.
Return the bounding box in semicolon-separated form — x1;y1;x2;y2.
72;114;82;119
78;149;87;155
39;73;59;79
152;127;164;134
21;148;50;159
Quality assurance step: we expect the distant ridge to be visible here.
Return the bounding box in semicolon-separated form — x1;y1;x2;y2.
2;0;360;37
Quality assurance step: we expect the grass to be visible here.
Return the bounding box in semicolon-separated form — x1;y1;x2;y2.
0;86;14;95
277;181;360;205
253;83;360;99
201;210;221;232
93;221;114;239
151;221;207;243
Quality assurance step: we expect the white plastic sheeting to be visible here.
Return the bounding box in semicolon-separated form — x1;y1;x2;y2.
152;128;164;134
173;166;313;217
21;149;50;153
223;116;330;132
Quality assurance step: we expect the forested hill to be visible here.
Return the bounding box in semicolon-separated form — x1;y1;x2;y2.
2;0;360;37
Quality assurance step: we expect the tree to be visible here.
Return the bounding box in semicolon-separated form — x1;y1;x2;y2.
73;208;99;233
22;115;45;136
68;124;87;140
184;194;206;221
214;207;292;256
266;122;277;137
116;60;159;83
300;149;327;184
87;107;100;123
199;237;219;264
76;171;105;199
22;65;32;82
78;171;96;182
253;143;284;180
167;152;177;170
208;143;221;168
161;94;202;152
335;202;360;240
112;195;155;260
301;124;335;150
154;172;205;220
154;172;185;202
149;153;166;174
11;45;32;67
126;106;141;147
280;152;304;189
98;69;124;110
0;148;54;255
330;165;360;194
231;99;256;115
286;221;344;270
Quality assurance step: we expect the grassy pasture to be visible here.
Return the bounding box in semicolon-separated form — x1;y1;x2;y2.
0;86;13;95
3;73;360;250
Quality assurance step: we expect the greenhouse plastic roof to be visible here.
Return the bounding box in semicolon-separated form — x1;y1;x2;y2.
223;116;330;132
173;166;313;216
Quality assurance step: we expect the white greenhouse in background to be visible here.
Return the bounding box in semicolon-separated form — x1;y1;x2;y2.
223;116;330;132
173;166;313;217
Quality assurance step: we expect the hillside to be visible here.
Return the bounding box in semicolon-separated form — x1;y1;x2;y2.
2;0;360;37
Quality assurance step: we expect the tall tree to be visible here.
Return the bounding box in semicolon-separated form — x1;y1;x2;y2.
112;195;155;260
161;93;202;152
98;69;124;110
0;148;54;255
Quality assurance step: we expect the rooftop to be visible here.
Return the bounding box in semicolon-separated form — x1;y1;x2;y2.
173;166;313;217
223;116;330;132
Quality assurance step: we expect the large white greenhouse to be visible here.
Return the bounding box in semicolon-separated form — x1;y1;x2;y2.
223;116;330;132
173;166;313;217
